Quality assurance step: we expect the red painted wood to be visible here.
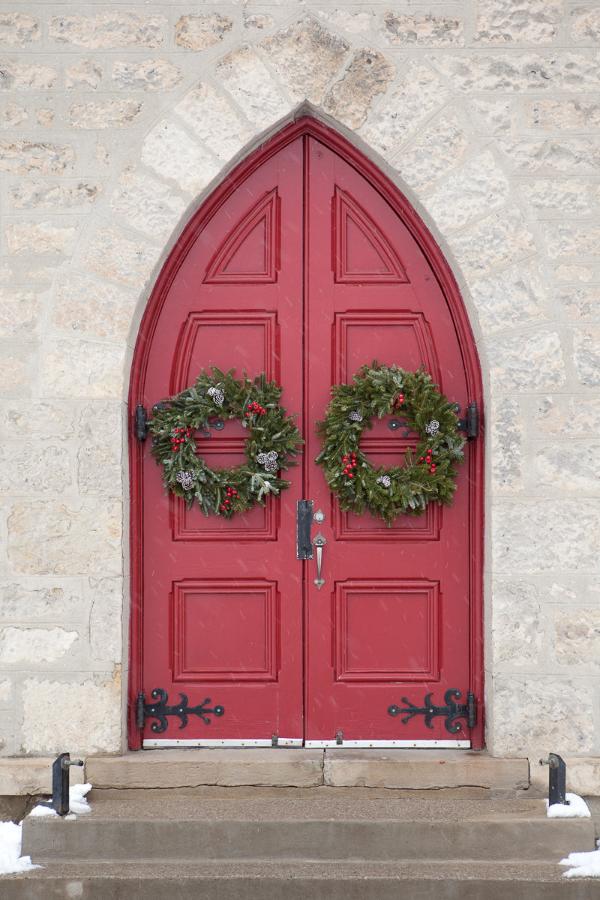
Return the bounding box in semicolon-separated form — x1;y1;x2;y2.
129;118;484;749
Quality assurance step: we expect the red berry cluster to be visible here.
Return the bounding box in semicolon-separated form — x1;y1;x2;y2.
341;452;357;479
419;448;436;474
393;393;405;409
245;400;266;418
219;486;239;512
171;426;193;452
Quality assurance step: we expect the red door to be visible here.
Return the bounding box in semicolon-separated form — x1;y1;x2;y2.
129;119;483;750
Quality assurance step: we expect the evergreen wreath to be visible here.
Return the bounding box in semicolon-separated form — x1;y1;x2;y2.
149;368;302;519
315;363;466;525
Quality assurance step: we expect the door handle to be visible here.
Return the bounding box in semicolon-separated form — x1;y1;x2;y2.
313;532;326;590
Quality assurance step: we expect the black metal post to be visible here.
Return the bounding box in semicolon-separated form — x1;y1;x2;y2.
39;752;84;816
540;753;568;807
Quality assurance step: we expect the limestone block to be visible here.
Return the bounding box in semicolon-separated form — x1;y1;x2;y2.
360;62;447;156
557;286;600;321
0;61;56;91
41;338;125;399
77;402;122;496
260;19;349;103
0;400;76;439
175;14;233;51
0;626;78;665
554;264;593;282
69;98;142;129
110;168;185;240
244;12;275;32
0;757;85;795
65;59;102;90
535;444;600;493
490;397;522;492
492;676;593;755
449;208;535;277
555;610;600;667
0;140;74;175
112;59;181;92
5;221;76;256
534;395;600;436
521;179;593;215
470;262;547;334
489;330;565;391
0;287;42;337
324;49;395;130
572;7;600;42
574;326;600;386
475;0;561;45
52;271;135;340
35;108;54;128
396;111;468;193
175;83;253;162
87;577;123;664
425;151;509;232
492;580;543;670
0;14;39;47
499;137;600;174
0;681;10;705
0;346;36;396
430;53;600;92
0;102;27;127
141;120;220;195
493;499;600;573
216;46;289;129
21;673;122;755
547;222;600;258
9;180;101;210
316;8;372;34
49;14;165;49
7;500;122;576
0;583;84;622
527;98;600;131
0;442;72;494
469;98;513;135
84;226;158;286
382;11;463;46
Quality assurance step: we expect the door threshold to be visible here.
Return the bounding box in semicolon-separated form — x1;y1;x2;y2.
306;740;471;749
143;738;470;749
143;738;304;748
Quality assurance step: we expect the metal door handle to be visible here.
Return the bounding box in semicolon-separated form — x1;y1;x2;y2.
313;532;326;590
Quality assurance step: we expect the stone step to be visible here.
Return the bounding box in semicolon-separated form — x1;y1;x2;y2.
5;860;600;900
22;792;595;863
85;748;530;791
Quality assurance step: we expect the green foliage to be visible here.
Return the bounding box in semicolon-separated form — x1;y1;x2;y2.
149;368;302;519
315;363;466;526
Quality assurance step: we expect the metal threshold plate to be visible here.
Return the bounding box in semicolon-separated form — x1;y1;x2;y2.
305;739;471;749
143;737;304;749
143;738;470;749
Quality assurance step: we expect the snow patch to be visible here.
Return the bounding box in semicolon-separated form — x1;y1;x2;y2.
561;840;600;878
0;821;39;876
29;782;92;818
547;793;591;818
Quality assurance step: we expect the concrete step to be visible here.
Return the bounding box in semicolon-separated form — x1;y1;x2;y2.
85;748;530;791
5;860;600;899
22;791;595;863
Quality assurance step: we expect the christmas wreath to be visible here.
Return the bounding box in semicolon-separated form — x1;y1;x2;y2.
149;368;302;518
315;363;465;525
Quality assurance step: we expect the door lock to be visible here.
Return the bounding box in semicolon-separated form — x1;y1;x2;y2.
313;532;327;590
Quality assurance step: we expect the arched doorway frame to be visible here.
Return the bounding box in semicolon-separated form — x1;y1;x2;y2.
128;115;485;750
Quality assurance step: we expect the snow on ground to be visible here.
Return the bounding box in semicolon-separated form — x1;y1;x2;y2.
0;782;93;876
561;841;600;878
547;793;591;818
0;821;39;875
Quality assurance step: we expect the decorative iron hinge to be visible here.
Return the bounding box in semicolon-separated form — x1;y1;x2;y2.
457;402;479;440
137;689;225;734
388;689;477;735
134;404;149;442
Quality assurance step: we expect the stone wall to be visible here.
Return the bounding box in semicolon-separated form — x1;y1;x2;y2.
0;0;599;775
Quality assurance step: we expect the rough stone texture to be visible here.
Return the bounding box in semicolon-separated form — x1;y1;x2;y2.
69;99;142;129
0;758;85;795
84;227;157;287
141;120;220;195
554;610;600;667
425;151;509;232
490;397;522;492
0;61;57;91
469;97;513;135
0;626;78;665
0;442;71;494
5;222;76;256
527;98;600;131
9;180;101;210
21;674;121;754
41;338;125;398
65;59;102;91
573;327;600;386
475;0;562;45
431;54;600;93
324;49;395;130
261;20;348;104
383;12;463;47
498;136;600;174
489;331;566;391
0;14;40;47
571;7;600;43
492;580;544;671
557;286;600;321
0;287;43;337
520;179;594;215
469;263;547;334
534;395;600;436
449;208;536;278
0;140;73;175
110;168;186;240
216;46;288;129
0;583;83;622
174;14;233;51
535;444;600;494
175;83;253;161
52;271;134;340
49;14;165;49
112;59;181;92
395;111;468;192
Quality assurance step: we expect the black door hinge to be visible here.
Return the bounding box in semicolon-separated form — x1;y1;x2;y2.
388;689;477;735
134;405;149;442
136;688;225;734
458;402;479;440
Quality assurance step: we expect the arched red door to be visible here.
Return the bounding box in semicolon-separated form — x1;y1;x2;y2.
129;118;484;750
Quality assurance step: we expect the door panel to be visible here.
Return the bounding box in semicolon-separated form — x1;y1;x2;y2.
304;136;472;745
